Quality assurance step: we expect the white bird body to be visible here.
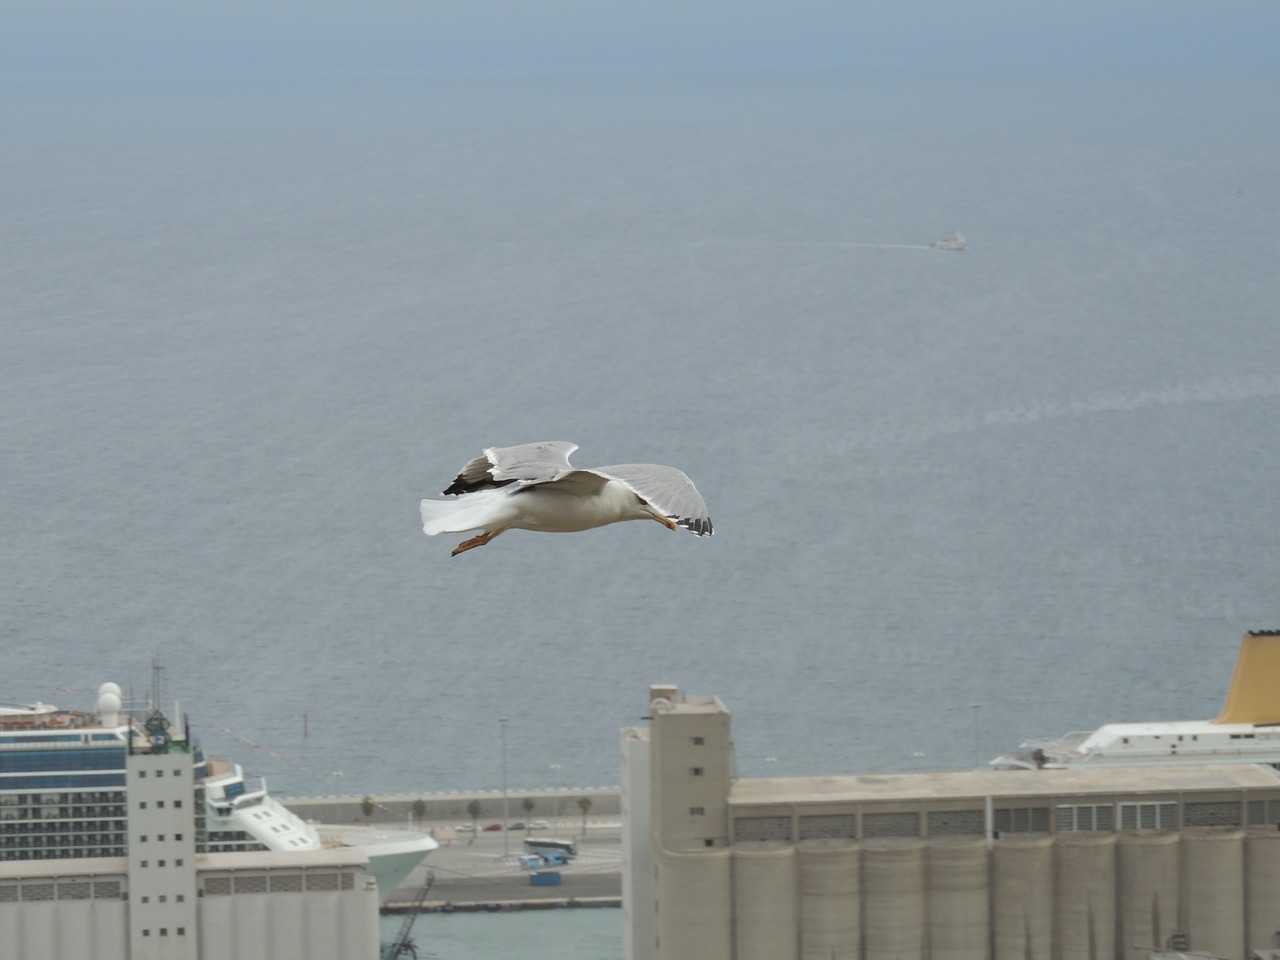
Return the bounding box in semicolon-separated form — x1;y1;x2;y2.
419;441;712;556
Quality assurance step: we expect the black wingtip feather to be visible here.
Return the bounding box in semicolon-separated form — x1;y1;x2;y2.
442;476;518;496
675;516;713;537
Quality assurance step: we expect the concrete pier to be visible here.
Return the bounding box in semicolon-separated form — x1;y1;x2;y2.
328;809;625;914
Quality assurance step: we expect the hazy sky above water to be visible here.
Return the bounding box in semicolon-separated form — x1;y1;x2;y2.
4;1;1277;82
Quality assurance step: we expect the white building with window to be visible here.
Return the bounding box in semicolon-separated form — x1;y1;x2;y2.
0;697;380;960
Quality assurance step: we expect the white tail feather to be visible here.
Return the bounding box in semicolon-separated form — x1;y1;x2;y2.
419;491;510;536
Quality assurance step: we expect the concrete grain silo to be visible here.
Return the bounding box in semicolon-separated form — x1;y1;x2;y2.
1181;828;1244;960
1055;832;1117;960
798;839;860;960
1117;830;1180;953
862;838;926;960
1246;829;1280;953
655;847;732;960
926;837;989;960
733;842;799;960
992;834;1053;960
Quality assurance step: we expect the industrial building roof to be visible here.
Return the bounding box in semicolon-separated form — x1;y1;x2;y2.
729;763;1280;807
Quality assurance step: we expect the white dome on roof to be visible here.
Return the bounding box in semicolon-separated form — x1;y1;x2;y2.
97;690;122;726
98;682;122;698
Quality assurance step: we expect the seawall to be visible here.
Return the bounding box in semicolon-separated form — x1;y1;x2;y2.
280;786;621;825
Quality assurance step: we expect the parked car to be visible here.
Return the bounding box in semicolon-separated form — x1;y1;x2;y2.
529;820;549;829
508;822;526;830
483;822;503;831
456;823;476;832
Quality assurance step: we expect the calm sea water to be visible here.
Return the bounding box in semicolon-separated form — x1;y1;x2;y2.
3;72;1279;955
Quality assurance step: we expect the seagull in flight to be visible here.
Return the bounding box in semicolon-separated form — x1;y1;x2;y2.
420;441;713;556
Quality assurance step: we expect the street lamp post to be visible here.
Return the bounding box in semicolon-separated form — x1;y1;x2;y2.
498;716;510;862
970;703;982;769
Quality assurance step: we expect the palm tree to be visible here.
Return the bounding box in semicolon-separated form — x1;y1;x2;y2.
576;796;592;837
360;795;375;821
411;798;427;829
522;797;535;835
466;799;481;844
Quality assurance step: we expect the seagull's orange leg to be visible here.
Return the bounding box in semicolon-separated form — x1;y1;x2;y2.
451;529;504;556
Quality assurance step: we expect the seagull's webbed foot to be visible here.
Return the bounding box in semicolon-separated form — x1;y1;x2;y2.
451;530;504;556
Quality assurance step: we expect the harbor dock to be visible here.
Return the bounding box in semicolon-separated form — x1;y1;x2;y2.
280;790;624;913
383;819;622;913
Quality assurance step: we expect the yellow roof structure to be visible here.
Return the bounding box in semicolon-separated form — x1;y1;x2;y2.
1212;631;1280;724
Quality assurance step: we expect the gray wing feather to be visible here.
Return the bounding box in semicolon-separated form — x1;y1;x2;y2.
592;463;714;536
444;441;578;494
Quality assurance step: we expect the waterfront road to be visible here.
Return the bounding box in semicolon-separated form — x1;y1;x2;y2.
384;817;622;912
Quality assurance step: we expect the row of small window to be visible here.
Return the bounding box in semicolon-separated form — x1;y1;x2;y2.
136;768;186;779
1;849;125;860
205;842;269;853
0;880;121;901
137;833;184;843
137;858;186;868
0;820;124;833
731;801;1202;841
2;834;126;848
0;792;124;805
141;929;186;938
136;799;184;810
0;807;126;820
138;894;185;904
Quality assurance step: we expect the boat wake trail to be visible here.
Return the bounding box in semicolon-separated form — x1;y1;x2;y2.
841;374;1280;449
837;243;933;250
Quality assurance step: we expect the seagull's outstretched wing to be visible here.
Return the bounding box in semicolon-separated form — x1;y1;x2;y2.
591;463;714;537
443;441;578;495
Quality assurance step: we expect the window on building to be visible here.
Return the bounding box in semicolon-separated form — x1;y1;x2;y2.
691;767;704;776
798;814;856;840
174;800;182;809
863;811;921;838
1182;801;1238;828
1057;804;1116;832
993;806;1051;834
927;809;985;836
690;807;705;816
691;737;705;746
138;771;146;779
735;816;790;841
1120;802;1179;830
156;770;164;778
176;858;183;867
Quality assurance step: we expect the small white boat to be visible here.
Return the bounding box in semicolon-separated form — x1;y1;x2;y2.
930;232;967;251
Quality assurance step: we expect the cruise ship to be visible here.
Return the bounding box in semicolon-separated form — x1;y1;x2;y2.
991;630;1280;770
0;679;434;901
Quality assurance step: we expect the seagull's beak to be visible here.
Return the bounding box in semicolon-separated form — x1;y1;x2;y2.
653;514;679;531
